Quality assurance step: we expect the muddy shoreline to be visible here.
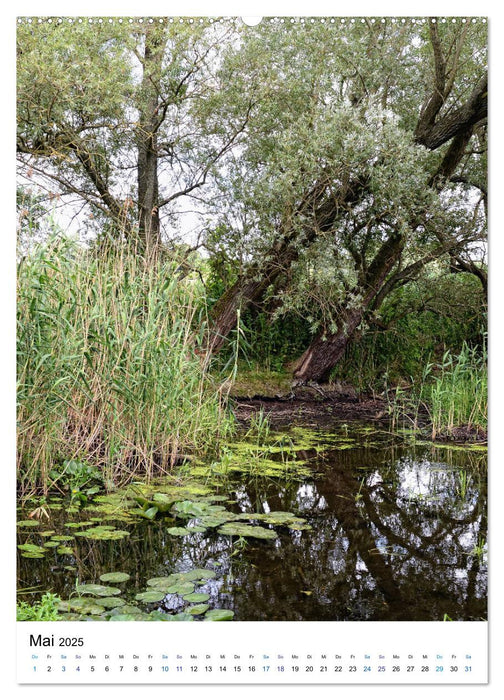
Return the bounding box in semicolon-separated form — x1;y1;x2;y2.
230;386;487;443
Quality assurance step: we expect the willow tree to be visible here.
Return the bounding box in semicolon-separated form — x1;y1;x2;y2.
204;19;487;381
16;18;251;255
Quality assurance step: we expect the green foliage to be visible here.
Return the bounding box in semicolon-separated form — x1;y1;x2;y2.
17;235;234;495
421;342;487;437
17;592;61;621
334;272;486;390
49;460;104;504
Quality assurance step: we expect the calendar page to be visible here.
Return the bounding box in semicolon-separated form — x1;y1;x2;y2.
14;4;490;688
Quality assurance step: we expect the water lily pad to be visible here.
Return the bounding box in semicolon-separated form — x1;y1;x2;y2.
74;526;130;541
186;604;210;615
172;500;207;517
43;540;60;548
179;568;216;581
166;581;195;595
167;527;190;537
217;523;277;540
76;584;122;597
18;543;46;555
135;590;166;603
99;572;130;583
199;515;233;528
148;611;175;621
58;598;106;615
183;593;210;603
17;520;39;527
146;575;180;590
40;530;56;537
56;546;74;555
152;493;178;507
110;613;150;621
97;597;126;608
204;609;234;621
110;604;142;615
50;535;75;541
171;612;194;621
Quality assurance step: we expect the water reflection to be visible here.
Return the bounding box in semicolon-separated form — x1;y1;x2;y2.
17;439;487;621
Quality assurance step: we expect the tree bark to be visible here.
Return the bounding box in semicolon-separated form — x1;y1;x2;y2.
206;176;369;352
136;27;166;255
292;234;405;383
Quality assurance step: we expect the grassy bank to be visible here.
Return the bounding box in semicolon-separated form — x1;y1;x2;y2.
17;237;234;496
387;342;487;439
420;343;487;439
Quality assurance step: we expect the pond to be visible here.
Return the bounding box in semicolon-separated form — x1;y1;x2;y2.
17;423;487;622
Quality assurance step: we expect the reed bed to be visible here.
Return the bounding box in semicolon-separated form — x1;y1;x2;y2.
17;237;234;496
421;342;487;439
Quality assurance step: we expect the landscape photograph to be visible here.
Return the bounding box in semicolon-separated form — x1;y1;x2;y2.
16;16;487;623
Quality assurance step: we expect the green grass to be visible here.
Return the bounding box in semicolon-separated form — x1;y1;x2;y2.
421;342;487;439
17;236;234;496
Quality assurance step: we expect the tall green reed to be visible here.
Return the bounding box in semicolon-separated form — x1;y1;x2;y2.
421;342;487;439
17;236;234;496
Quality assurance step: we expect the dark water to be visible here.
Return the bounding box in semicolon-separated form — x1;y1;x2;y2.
17;427;487;621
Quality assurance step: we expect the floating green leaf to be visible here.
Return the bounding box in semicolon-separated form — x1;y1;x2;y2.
183;593;211;603
148;611;176;620
74;526;130;541
166;581;195;595
17;520;39;527
204;609;234;621
167;527;190;537
147;575;180;590
17;543;46;555
135;590;165;603
110;605;142;615
58;598;106;615
99;572;130;583
186;604;210;615
76;584;122;597
98;597;126;608
56;546;74;555
179;569;216;581
217;523;277;540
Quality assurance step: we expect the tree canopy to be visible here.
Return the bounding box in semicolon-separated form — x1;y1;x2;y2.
17;17;487;382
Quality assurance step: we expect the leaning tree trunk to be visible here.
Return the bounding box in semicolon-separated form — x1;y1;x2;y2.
293;233;405;383
206;177;370;352
206;238;298;353
292;306;367;383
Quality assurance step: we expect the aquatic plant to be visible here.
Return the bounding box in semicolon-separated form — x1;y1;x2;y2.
422;342;487;439
17;592;61;621
17;237;235;496
51;566;234;621
456;470;473;501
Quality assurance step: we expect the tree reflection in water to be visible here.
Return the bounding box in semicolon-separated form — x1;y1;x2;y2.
17;442;487;621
